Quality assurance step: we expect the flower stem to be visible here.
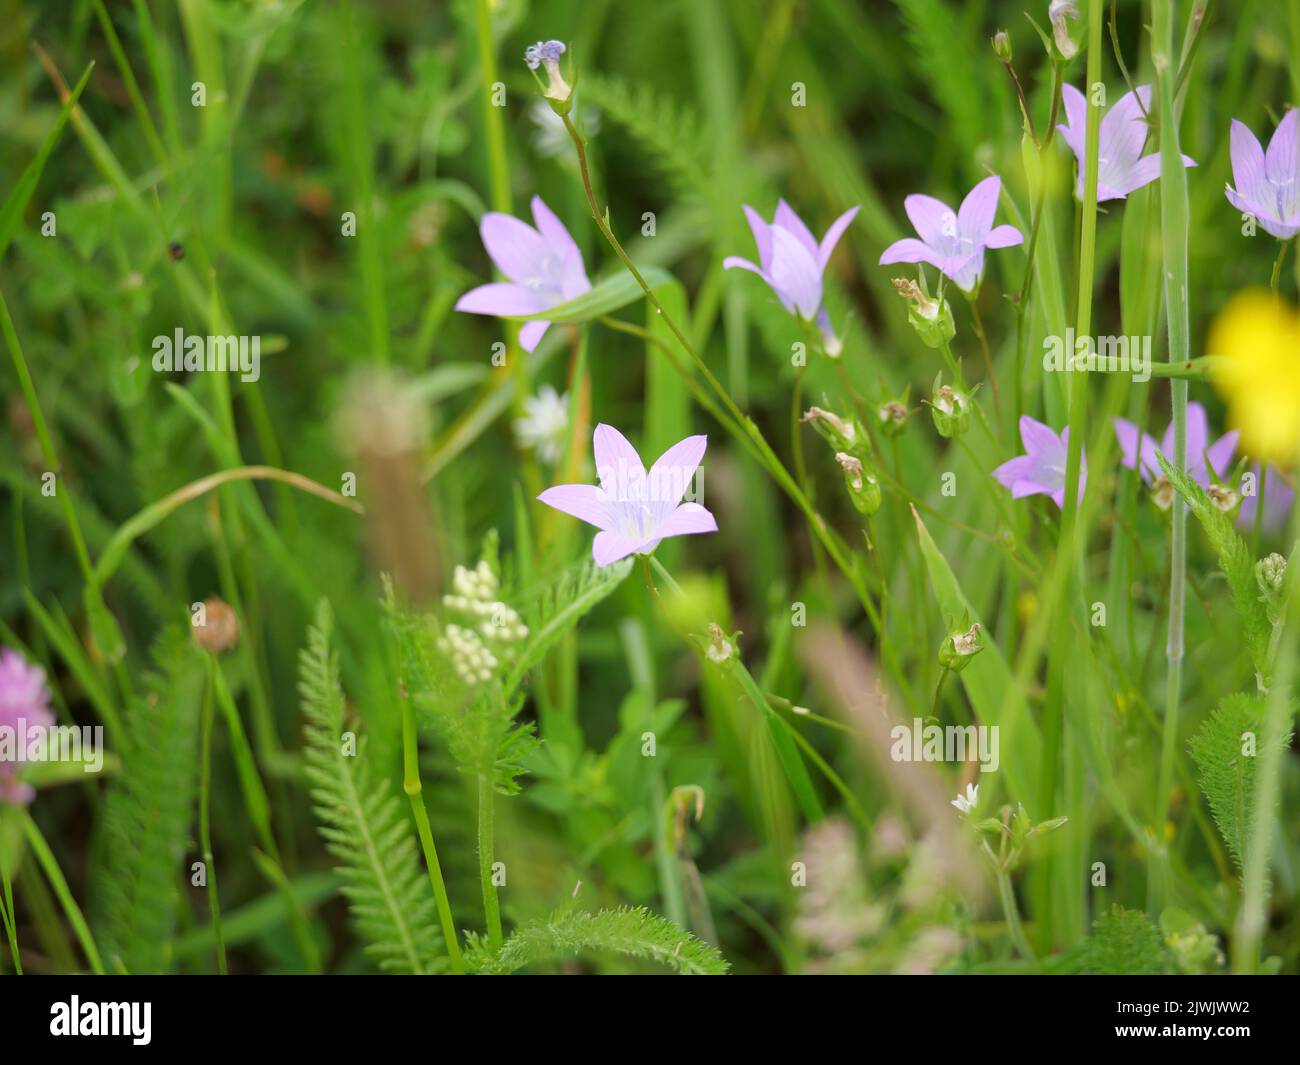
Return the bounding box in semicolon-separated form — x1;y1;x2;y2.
477;773;504;951
199;667;227;973
22;813;104;975
400;695;464;972
996;864;1037;962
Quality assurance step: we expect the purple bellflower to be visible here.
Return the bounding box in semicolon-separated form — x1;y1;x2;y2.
0;648;54;806
993;415;1085;510
1239;462;1296;532
1224;110;1298;239
455;195;590;352
878;176;1023;293
538;424;718;567
1113;401;1238;488
1057;84;1196;202
723;200;858;353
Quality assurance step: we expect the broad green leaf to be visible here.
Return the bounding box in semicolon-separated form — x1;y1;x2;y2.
507;267;674;323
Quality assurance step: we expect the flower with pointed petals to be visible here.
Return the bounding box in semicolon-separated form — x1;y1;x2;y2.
524;40;571;106
993;415;1085;509
1113;402;1238;491
1238;463;1295;532
878;176;1023;293
723;200;858;353
1224;111;1299;240
951;783;979;815
538;424;718;566
455;195;590;353
0;648;54;806
1057;84;1196;202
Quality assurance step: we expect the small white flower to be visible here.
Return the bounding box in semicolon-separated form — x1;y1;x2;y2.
951;782;979;815
513;385;569;464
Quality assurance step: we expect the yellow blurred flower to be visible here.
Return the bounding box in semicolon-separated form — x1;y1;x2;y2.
1209;291;1300;463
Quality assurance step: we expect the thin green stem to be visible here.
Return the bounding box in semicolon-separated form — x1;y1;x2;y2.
477;773;503;951
22;814;105;975
198;666;227;973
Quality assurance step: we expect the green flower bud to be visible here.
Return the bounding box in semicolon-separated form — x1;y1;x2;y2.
1257;552;1287;625
929;377;971;439
938;622;984;672
991;30;1012;62
892;278;955;349
834;452;882;516
877;391;911;438
802;405;865;455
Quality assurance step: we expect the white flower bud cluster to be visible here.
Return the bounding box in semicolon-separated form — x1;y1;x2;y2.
438;562;529;685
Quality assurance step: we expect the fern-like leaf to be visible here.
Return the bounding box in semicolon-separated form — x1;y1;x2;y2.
1158;453;1271;680
467;906;728;975
93;628;205;974
1071;906;1168;975
299;601;444;974
1189;692;1294;872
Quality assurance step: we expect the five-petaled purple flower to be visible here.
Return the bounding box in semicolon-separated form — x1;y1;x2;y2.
1113;401;1238;488
1224;110;1298;239
455;195;590;352
538;424;718;566
0;648;54;806
1057;84;1196;202
993;415;1085;510
878;176;1023;293
724;200;858;352
1239;462;1295;532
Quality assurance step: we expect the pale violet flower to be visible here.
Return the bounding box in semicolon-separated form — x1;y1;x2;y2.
514;385;569;464
951;783;979;815
538;424;717;566
1238;462;1295;532
455;195;590;352
878;176;1023;293
1224;110;1298;239
1057;84;1196;202
993;415;1085;510
723;200;858;353
1113;401;1238;488
524;40;571;103
0;648;54;806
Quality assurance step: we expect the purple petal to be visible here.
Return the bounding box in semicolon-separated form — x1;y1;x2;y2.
455;282;546;317
592;531;641;567
1019;415;1061;457
768;226;823;318
992;454;1035;491
957;176;1001;243
775;199;820;261
1113;417;1144;470
519;320;550;352
1264;109;1297;190
480;212;548;284
593;423;646;498
817;206;859;270
530;196;583;273
878;237;939;267
648;434;707;526
941;249;985;292
656;502;718;538
903;194;957;248
1183;402;1209;471
1100;86;1153;171
1057;84;1088;158
982;224;1024;250
1207;430;1239;478
537;484;613;530
1230;119;1270;206
723;255;768;278
740;205;775;272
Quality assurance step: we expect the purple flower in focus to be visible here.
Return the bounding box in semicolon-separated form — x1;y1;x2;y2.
1113;401;1238;487
993;415;1085;510
878;176;1023;293
0;648;54;806
538;424;718;566
1057;84;1197;202
1224;111;1299;240
1238;462;1295;532
723;200;858;352
455;195;590;352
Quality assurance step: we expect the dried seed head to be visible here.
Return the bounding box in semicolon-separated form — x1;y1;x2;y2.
1152;477;1175;510
1206;484;1238;512
192;597;239;654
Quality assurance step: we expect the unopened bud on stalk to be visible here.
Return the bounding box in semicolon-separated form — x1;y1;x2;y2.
704;622;738;665
929;376;971;438
991;30;1012;63
1049;1;1080;60
892;278;955;349
802;405;864;454
877;395;911;437
1257;552;1287;624
939;622;984;672
525;40;574;114
835;452;882;516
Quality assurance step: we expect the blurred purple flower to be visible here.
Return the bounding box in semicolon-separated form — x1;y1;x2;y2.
538;424;717;566
1224;111;1299;240
993;415;1085;510
878;176;1023;293
455;195;590;352
1238;462;1295;532
1113;401;1238;487
0;648;54;806
724;200;858;352
1057;84;1196;202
